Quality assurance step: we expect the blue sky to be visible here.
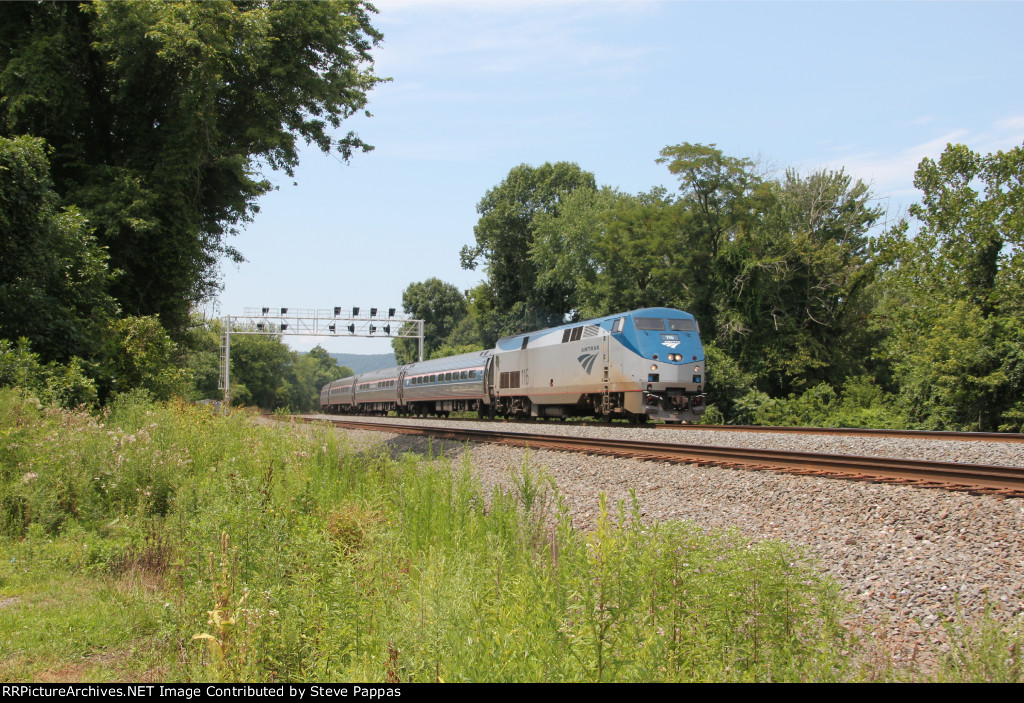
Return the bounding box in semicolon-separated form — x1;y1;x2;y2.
209;0;1024;354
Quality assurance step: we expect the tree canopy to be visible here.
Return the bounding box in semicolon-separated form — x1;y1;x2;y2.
0;135;116;362
392;278;471;365
460;161;597;337
0;0;386;332
874;142;1024;430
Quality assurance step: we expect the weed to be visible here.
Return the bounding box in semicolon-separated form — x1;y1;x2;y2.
327;504;383;555
937;608;1024;682
0;388;1013;682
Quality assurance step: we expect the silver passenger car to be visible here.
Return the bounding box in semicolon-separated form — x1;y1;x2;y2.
399;350;492;417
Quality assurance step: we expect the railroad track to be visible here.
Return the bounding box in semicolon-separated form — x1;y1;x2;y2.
658;423;1024;443
291;415;1024;499
303;412;1024;443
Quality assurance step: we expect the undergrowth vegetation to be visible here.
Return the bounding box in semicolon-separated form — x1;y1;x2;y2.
0;388;1021;682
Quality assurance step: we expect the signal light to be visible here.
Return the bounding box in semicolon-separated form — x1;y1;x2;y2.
334;307;341;316
388;308;396;317
370;307;377;317
352;307;360;316
280;323;288;330
280;308;288;315
347;324;355;333
384;325;391;335
261;307;269;315
256;323;264;331
369;325;376;334
328;324;336;333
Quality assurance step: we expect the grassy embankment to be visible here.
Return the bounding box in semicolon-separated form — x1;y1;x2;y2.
0;388;1020;682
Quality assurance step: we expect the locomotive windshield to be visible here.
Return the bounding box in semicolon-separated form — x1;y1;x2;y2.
636;316;696;332
634;317;666;330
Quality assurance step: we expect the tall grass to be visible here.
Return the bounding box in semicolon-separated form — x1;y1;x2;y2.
1;387;1020;682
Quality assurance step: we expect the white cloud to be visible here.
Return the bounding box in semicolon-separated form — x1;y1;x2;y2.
372;0;660;79
995;115;1024;132
838;131;969;193
807;116;1024;210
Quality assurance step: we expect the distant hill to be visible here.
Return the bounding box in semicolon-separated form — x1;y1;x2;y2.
326;352;397;375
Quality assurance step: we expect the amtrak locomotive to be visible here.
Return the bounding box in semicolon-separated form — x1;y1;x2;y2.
320;307;706;423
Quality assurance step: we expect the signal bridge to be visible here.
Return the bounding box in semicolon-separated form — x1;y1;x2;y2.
219;305;424;409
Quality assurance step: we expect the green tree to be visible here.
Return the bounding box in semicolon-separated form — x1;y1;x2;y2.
0;1;386;333
0;135;116;362
227;333;292;409
656;142;762;333
588;188;695;316
281;345;351;412
532;186;700;319
181;314;223;401
875;142;1024;430
530;186;614;319
715;168;883;395
392;278;472;364
0;338;98;409
99;315;191;401
461;162;597;335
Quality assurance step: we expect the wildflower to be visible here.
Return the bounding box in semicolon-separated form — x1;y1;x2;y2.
22;472;38;484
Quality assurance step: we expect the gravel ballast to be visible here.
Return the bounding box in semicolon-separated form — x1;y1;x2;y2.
306;415;1024;672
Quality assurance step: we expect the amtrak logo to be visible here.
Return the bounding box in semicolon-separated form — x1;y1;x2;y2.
577;352;599;374
662;341;680;349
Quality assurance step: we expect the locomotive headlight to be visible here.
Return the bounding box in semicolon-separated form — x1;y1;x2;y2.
694;366;700;373
650;364;658;371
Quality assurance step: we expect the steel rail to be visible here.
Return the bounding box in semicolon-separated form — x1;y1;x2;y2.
293;416;1024;498
657;423;1024;443
307;411;1024;443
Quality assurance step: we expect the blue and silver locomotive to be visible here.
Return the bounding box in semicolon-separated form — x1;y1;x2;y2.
320;307;706;423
